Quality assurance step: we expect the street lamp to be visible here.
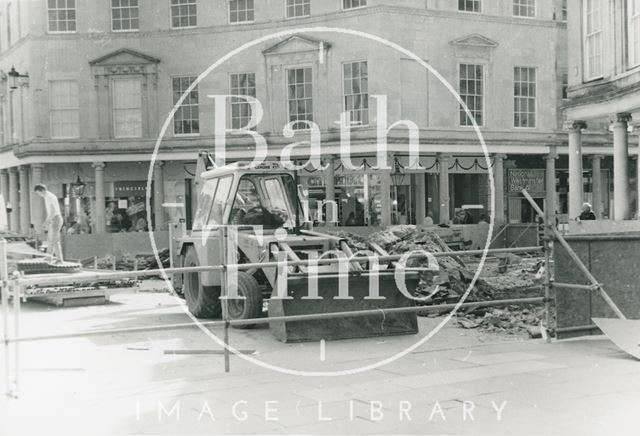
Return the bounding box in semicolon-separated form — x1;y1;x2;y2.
7;66;28;90
70;175;86;198
391;158;405;224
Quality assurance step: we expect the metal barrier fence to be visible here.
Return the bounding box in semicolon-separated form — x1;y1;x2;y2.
1;230;547;399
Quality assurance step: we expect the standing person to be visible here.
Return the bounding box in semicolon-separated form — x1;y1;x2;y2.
578;202;596;221
34;184;64;264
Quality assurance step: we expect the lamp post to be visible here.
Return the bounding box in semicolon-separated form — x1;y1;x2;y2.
391;158;405;225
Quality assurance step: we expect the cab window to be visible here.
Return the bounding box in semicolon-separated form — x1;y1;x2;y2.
192;178;219;230
229;179;263;224
264;178;294;228
208;176;233;226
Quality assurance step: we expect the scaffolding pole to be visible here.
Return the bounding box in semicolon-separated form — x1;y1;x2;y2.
522;189;626;320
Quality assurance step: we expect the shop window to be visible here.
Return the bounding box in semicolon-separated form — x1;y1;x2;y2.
112;0;139;31
112;77;142;138
171;0;196;28
343;61;369;126
50;80;80;139
172;76;199;135
48;0;76;33
513;0;535;17
229;73;256;130
229;0;254;24
286;0;310;18
287;67;313;130
459;63;484;127
513;67;536;128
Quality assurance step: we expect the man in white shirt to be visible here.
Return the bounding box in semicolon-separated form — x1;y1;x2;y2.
34;184;64;264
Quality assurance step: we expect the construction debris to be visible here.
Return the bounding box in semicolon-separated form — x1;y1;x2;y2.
90;249;171;272
328;226;544;335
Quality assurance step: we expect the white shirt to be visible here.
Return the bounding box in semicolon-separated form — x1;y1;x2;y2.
43;191;62;219
424;216;434;226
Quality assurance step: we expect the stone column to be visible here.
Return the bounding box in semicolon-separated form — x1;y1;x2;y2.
437;154;451;225
636;127;640;220
590;155;603;219
0;169;8;231
324;157;336;226
93;162;106;234
0;169;8;206
8;167;20;232
565;120;587;220
493;154;506;225
545;150;558;223
380;158;392;227
415;172;426;225
31;164;44;233
612;113;631;220
153;161;166;231
19;166;31;234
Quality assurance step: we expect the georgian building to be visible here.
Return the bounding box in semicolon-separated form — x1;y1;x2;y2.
0;0;569;240
564;0;640;221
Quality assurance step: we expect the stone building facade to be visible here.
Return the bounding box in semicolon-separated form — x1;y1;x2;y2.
0;0;569;236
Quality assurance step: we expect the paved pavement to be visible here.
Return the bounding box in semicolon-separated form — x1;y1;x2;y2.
1;289;639;435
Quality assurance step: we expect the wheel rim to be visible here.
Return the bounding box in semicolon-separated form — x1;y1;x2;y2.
227;293;245;319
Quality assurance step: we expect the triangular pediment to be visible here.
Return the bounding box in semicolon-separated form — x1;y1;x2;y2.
263;35;331;55
450;34;498;48
89;48;160;66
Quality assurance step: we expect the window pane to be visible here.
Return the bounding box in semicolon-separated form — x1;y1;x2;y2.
459;63;484;126
286;0;311;18
513;67;536;128
50;80;80;138
342;61;369;126
287;68;313;130
172;76;200;135
171;0;197;28
112;78;142;138
48;0;77;32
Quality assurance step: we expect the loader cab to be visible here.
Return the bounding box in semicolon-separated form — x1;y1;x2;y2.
191;163;301;234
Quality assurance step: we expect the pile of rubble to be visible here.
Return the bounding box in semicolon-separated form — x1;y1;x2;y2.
330;226;545;335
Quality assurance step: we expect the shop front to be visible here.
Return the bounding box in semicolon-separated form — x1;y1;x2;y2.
298;155;493;228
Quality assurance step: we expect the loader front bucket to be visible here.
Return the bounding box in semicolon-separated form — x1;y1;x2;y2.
592;318;640;360
268;271;420;343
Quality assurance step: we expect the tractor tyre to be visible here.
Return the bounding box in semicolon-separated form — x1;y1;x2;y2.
226;271;263;329
182;246;222;319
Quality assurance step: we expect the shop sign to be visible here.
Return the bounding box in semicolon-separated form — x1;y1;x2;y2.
307;177;325;187
508;169;545;193
306;175;366;187
114;181;149;197
336;175;365;187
